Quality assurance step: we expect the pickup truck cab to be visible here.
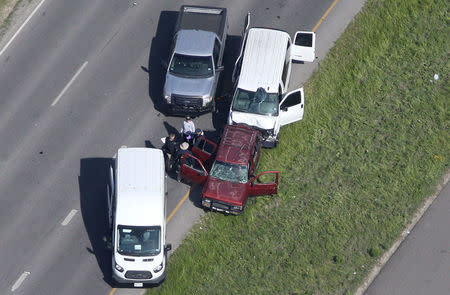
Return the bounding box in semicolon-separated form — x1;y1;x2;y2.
163;5;227;114
179;124;279;215
228;13;316;147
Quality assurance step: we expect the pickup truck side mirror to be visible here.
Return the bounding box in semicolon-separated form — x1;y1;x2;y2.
215;65;224;72
164;244;172;252
161;59;168;68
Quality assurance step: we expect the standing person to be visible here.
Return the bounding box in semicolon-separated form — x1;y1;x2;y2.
192;128;204;147
181;116;196;144
174;142;193;179
161;133;177;170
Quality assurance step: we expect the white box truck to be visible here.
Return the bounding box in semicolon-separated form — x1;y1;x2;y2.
107;147;171;286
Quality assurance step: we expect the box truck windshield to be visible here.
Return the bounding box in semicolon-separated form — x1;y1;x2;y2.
117;225;161;256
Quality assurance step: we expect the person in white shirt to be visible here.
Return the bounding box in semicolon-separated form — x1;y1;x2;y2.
181;116;196;142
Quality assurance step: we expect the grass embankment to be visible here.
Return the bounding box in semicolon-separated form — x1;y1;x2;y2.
0;0;23;37
150;0;449;294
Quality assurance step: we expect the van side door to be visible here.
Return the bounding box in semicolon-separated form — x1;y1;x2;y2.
248;171;279;196
192;136;218;163
180;154;208;185
232;12;251;84
279;87;304;127
291;31;316;63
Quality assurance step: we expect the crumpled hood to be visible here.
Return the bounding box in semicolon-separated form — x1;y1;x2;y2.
165;73;214;97
203;177;247;206
231;111;276;130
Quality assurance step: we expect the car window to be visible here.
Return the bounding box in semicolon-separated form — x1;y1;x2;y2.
232;88;279;116
169;54;213;78
210;161;248;183
281;91;301;109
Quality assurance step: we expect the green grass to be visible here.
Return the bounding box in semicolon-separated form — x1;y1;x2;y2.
149;0;449;294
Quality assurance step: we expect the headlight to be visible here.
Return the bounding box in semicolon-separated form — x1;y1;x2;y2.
202;95;212;103
163;91;171;103
115;262;124;273
231;205;243;211
202;199;211;207
153;262;163;273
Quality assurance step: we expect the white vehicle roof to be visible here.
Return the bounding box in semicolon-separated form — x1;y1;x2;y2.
237;28;290;93
115;148;165;227
175;29;215;56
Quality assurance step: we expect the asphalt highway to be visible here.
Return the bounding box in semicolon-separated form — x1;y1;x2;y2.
0;0;366;294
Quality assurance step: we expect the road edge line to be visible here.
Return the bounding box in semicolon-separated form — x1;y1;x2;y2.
354;171;450;295
0;0;46;57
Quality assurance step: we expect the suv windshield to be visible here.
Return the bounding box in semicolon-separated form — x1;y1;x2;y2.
169;53;213;78
210;161;248;183
232;88;279;115
117;225;161;256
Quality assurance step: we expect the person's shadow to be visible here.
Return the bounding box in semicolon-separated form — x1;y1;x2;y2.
79;158;114;286
144;11;178;115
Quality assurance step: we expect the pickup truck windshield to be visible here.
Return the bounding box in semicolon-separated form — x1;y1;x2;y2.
117;225;161;256
169;53;213;78
210;161;248;183
232;88;279;115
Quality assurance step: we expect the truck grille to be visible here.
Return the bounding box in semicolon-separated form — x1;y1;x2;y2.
172;94;203;108
212;201;230;211
124;270;152;280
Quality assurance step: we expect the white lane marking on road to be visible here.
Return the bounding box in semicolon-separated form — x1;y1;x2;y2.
51;61;88;106
0;0;47;57
61;209;78;226
11;271;30;292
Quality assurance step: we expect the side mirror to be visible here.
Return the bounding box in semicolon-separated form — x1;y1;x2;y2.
161;59;168;68
281;106;288;112
215;65;224;72
164;244;172;252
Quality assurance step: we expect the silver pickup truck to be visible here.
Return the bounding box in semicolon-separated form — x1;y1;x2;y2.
162;5;227;114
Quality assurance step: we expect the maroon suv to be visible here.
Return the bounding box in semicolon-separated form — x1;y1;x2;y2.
179;124;279;215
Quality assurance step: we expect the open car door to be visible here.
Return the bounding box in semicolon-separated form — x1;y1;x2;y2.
248;171;279;196
192;136;217;163
291;31;316;63
106;165;114;229
179;154;208;185
279;87;304;126
232;12;251;84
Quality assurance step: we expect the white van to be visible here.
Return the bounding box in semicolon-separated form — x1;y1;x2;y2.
107;147;171;286
228;13;316;147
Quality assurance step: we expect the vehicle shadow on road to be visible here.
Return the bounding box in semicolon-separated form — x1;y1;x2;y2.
212;35;241;133
79;158;114;286
147;10;178;116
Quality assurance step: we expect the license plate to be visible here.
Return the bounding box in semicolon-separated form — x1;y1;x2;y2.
134;283;143;287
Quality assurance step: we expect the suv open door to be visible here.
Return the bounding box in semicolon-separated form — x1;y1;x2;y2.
279;88;304;126
192;136;218;163
248;171;279;196
179;154;208;185
291;31;316;63
232;12;251;84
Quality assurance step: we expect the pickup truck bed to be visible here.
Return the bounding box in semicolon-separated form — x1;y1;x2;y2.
177;6;227;39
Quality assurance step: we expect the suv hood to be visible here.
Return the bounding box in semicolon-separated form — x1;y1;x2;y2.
203;177;247;206
231;111;276;130
165;73;214;97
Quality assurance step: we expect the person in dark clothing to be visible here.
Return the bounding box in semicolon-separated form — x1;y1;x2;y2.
192;128;204;148
162;133;177;171
174;142;194;176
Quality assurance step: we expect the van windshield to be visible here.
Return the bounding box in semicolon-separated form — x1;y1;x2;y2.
232;88;279;116
117;225;161;256
210;161;248;183
169;53;213;78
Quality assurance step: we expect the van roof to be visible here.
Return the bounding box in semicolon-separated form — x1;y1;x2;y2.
237;28;290;93
175;29;215;56
215;124;258;166
115;148;165;226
